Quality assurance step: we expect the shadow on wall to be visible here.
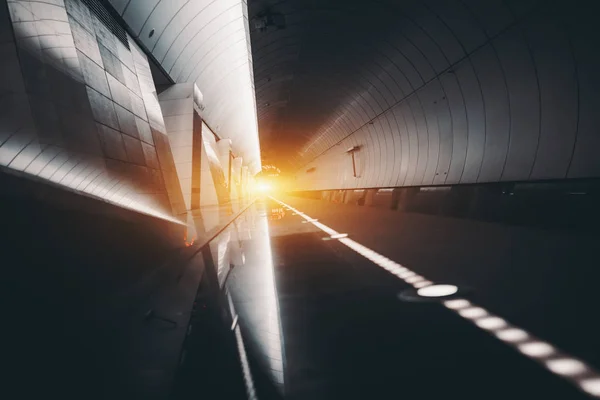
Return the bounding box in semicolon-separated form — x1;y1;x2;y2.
1;0;186;224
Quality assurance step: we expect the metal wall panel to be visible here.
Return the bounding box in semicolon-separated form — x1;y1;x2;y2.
454;59;485;184
400;102;419;186
462;0;514;38
527;10;578;180
472;45;510;183
419;82;441;185
440;71;468;184
381;114;398;187
390;106;408;187
410;96;428;185
434;86;453;185
249;1;600;191
567;11;600;178
410;2;465;65
495;26;539;182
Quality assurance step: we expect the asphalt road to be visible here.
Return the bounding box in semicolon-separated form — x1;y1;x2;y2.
238;195;600;399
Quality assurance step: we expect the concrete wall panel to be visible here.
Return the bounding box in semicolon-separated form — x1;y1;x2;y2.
110;0;261;173
1;0;185;222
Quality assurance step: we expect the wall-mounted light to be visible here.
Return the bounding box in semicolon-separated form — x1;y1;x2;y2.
346;145;361;177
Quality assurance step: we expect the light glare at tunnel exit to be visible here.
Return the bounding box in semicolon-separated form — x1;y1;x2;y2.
3;0;600;397
257;182;272;193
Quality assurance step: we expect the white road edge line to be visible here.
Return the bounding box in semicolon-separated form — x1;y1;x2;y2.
227;292;257;400
271;196;600;398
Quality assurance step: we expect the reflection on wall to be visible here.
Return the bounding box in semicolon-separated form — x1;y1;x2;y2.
207;216;247;287
1;0;185;223
227;204;285;392
212;229;231;286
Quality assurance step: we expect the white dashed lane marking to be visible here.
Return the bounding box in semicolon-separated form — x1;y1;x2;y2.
271;196;600;398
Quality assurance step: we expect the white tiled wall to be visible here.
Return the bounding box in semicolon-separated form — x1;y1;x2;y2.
1;0;186;222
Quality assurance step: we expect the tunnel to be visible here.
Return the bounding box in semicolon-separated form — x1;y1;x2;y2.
1;0;600;399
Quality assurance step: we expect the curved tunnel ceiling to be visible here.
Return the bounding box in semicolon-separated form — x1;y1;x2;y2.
107;0;262;174
249;0;600;188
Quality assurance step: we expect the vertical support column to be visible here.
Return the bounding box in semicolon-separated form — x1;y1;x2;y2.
191;111;203;209
228;152;233;193
364;189;377;206
241;166;249;201
217;139;232;197
158;83;201;211
231;157;243;201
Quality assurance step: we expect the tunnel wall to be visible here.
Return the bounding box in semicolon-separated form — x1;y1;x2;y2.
1;0;186;222
291;177;600;232
158;83;203;211
294;1;600;191
106;0;262;174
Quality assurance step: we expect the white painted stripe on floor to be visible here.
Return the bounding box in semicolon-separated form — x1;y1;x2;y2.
330;233;349;239
227;292;258;400
270;196;600;398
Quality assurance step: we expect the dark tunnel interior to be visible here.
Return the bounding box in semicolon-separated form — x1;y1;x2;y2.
2;0;600;399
